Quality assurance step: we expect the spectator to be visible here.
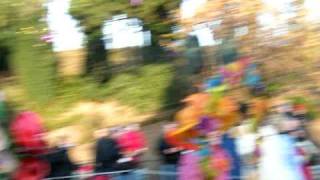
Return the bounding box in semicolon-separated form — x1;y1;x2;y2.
43;135;77;180
110;126;123;139
116;124;147;180
12;158;49;180
258;125;305;180
94;128;121;174
158;123;182;180
117;124;147;165
0;126;17;179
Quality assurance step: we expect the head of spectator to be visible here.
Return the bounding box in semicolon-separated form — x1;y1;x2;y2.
110;126;123;139
94;128;109;139
125;123;140;132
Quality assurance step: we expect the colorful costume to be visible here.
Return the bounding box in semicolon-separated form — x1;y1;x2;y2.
205;75;223;89
211;144;231;180
178;151;203;180
221;132;241;180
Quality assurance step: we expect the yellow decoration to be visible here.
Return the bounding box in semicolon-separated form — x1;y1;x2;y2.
175;106;201;127
209;96;240;131
250;98;269;123
182;93;210;111
206;85;228;114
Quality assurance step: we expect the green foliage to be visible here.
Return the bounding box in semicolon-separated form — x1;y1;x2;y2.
3;62;178;125
289;96;308;105
100;63;175;112
266;82;282;94
162;60;191;110
288;96;319;121
0;0;57;104
12;35;56;104
70;0;181;82
70;0;180;38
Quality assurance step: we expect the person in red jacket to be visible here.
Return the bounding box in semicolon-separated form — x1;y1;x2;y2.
116;124;148;180
10;111;47;154
117;124;147;164
12;158;49;180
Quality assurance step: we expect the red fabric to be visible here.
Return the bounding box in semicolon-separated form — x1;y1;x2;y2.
296;147;313;180
10;112;47;154
293;104;307;114
117;130;146;154
164;132;199;151
77;164;93;174
238;56;251;68
12;158;49;180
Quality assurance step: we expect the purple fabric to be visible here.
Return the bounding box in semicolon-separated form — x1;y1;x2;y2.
197;116;219;135
219;67;232;80
178;152;203;180
212;145;231;180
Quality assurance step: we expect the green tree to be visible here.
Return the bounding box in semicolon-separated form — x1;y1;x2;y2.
0;0;56;104
70;0;180;78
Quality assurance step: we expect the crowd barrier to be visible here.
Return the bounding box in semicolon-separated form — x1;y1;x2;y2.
44;169;247;180
43;164;320;180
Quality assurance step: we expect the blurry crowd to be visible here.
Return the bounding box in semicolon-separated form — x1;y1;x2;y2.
34;100;319;180
92;124;147;180
254;101;319;180
0;51;320;180
0;92;319;180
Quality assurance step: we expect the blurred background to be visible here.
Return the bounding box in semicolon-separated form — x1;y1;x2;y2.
1;0;320;179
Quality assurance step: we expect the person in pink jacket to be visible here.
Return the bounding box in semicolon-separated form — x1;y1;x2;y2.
116;124;147;180
117;124;147;162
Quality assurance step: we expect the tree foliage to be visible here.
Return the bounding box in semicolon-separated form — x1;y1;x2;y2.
70;0;180;81
0;0;56;104
70;0;180;38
